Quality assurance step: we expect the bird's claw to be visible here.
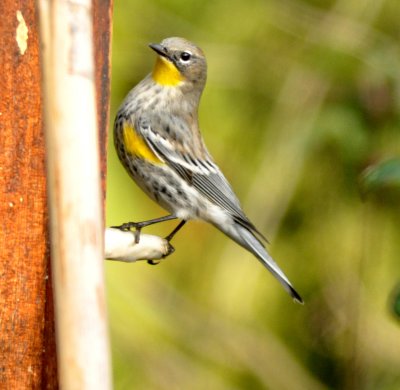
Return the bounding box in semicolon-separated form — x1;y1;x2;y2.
146;242;175;265
134;229;141;244
147;259;160;265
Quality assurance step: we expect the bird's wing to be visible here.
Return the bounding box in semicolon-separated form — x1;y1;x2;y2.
137;116;267;241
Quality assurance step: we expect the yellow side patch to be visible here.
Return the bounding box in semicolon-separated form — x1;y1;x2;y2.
122;123;164;164
152;56;183;86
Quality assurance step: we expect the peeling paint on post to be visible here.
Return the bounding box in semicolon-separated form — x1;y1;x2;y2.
16;10;29;55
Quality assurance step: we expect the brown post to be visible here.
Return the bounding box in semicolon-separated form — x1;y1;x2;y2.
0;2;58;388
0;1;112;388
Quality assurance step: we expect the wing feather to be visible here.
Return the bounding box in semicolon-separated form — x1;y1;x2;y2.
137;116;267;242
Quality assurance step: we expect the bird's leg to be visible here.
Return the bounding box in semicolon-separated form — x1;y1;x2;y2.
111;215;177;243
147;220;186;265
165;220;187;242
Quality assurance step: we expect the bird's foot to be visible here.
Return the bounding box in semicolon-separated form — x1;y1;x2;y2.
111;215;178;244
112;216;180;264
111;221;143;243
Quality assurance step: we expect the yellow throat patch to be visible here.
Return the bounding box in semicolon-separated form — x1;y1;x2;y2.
152;56;183;86
122;123;164;164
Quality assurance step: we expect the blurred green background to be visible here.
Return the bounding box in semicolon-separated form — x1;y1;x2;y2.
106;0;400;388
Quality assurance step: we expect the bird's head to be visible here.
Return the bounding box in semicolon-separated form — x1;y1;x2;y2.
149;37;207;94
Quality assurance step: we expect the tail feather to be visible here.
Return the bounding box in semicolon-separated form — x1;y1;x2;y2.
219;222;303;303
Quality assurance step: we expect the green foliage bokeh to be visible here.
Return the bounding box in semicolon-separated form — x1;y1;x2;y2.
106;1;400;388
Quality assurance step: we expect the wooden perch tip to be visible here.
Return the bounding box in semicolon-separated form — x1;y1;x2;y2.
104;228;174;262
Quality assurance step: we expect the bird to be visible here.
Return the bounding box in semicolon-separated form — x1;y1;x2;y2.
113;37;302;303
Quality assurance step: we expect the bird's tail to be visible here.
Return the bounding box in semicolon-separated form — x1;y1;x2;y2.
216;222;303;303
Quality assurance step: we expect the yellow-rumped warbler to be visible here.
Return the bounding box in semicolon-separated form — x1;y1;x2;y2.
113;37;302;303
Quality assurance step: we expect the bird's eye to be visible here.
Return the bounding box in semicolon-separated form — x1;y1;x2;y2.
180;52;191;62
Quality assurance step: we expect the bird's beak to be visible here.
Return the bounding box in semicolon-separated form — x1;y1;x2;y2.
149;43;171;61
